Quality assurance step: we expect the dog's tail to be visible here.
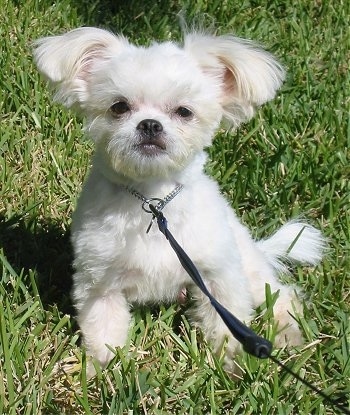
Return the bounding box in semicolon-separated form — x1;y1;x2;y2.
256;221;327;273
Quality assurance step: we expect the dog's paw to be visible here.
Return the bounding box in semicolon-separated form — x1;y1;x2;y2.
273;303;304;348
274;322;303;348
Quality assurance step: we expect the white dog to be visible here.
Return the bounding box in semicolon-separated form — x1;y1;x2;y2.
34;27;325;371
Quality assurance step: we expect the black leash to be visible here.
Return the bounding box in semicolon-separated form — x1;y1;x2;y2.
147;203;350;414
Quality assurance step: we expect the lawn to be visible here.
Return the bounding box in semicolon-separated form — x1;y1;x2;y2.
0;0;349;414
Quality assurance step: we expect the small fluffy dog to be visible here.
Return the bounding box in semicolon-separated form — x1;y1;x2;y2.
34;27;325;371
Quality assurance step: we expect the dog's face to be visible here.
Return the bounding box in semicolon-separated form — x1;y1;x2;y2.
34;28;285;181
84;42;223;179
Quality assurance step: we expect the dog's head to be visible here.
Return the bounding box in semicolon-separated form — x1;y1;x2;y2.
34;27;284;181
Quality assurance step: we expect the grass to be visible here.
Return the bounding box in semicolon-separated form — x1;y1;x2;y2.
0;0;349;413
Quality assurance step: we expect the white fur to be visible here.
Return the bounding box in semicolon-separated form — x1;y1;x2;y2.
33;27;325;371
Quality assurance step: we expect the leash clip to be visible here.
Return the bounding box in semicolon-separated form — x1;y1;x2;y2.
143;201;164;233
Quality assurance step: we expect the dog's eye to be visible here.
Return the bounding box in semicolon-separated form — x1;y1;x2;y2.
110;101;131;116
175;106;193;118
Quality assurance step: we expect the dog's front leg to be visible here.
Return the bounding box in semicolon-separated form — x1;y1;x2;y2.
74;287;131;369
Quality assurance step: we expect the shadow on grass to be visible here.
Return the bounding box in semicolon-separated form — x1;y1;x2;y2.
72;0;177;25
70;0;184;40
0;214;74;315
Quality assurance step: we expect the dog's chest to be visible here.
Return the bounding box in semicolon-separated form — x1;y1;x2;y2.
116;219;189;303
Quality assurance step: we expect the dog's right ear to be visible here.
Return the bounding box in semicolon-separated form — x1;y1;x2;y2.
33;27;128;109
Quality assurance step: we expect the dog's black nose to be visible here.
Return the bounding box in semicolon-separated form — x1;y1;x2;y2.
137;119;163;137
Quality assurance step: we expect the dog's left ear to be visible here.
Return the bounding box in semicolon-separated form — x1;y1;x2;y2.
184;33;285;127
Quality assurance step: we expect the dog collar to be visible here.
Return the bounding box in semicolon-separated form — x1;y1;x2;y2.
123;183;184;232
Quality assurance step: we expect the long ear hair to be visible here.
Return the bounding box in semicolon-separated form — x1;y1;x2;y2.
33;27;129;109
184;33;285;127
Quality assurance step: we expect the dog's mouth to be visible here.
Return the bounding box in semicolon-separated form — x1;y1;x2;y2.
136;138;166;156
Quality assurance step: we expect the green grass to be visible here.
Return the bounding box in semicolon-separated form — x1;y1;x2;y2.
0;0;349;413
